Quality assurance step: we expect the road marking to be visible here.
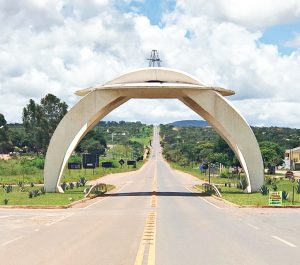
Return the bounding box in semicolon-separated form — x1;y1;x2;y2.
272;235;297;248
45;213;73;226
83;182;129;209
184;186;221;209
134;212;157;265
1;236;24;246
135;166;158;265
0;215;9;219
152;162;158;193
247;223;259;230
151;195;157;208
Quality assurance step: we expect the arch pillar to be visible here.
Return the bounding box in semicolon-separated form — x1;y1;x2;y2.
44;90;128;192
180;90;264;192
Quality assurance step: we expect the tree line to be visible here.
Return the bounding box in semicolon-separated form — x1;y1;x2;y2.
160;124;300;168
0;94;152;160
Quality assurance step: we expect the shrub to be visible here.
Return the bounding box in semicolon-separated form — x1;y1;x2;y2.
282;191;288;200
69;182;74;189
30;156;45;169
28;191;33;198
61;182;67;191
260;185;269;195
33;189;40;197
237;177;247;190
17;181;24;188
3;185;13;193
3;198;9;205
40;187;46;195
79;177;87;186
265;176;272;185
296;183;300;194
272;184;278;191
30;182;35;188
219;171;229;178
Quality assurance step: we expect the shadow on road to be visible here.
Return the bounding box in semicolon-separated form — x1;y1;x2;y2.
103;191;207;197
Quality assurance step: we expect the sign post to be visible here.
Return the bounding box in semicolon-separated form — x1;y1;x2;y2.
269;191;283;206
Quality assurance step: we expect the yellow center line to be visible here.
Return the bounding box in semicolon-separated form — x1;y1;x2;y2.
134;162;158;265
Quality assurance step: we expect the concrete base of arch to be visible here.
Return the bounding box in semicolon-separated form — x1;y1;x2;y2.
44;68;264;193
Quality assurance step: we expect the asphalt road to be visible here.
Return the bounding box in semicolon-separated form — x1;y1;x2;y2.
1;126;300;265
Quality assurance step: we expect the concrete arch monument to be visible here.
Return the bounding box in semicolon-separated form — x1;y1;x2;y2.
44;67;264;193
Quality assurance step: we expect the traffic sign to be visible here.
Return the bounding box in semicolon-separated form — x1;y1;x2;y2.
269;191;282;206
285;171;294;180
68;162;82;170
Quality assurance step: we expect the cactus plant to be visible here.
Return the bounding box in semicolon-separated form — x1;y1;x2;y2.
282;191;288;200
260;185;269;195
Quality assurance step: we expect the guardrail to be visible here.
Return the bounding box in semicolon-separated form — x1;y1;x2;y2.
84;183;107;198
202;183;222;198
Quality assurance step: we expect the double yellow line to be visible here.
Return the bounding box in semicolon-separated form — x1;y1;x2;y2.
134;162;158;265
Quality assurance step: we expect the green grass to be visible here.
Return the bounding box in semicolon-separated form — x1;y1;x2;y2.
0;156;145;206
0;185;115;206
170;162;235;185
0;158;144;185
130;136;152;146
171;162;300;206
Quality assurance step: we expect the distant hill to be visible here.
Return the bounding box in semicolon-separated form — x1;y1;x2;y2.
169;120;209;127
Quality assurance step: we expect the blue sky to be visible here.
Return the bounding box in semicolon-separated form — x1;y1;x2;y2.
119;0;300;56
260;22;300;55
117;0;176;26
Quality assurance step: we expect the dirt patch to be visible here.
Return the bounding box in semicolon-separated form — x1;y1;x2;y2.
0;154;11;160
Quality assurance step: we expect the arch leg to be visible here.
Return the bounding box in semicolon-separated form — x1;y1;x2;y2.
181;90;264;192
44;90;128;192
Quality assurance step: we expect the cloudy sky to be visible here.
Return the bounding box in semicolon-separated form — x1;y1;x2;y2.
1;0;300;127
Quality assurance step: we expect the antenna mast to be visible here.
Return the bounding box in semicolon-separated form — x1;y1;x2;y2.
147;50;162;67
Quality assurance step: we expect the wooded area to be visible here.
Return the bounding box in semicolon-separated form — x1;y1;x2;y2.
160;124;300;168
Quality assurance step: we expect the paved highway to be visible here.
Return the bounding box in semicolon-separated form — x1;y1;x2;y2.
1;126;300;265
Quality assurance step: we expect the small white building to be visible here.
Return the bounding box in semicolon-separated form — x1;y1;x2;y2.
284;146;300;170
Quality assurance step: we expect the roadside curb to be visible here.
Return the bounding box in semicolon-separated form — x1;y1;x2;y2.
0;195;96;210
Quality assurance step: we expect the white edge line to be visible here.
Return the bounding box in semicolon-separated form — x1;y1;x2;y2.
1;236;25;246
46;213;73;226
83;182;129;210
272;235;297;248
247;223;259;230
0;216;10;219
184;186;221;209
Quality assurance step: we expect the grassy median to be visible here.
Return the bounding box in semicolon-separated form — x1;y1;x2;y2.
0;185;115;206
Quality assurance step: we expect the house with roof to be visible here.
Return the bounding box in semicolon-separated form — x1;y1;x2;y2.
284;146;300;170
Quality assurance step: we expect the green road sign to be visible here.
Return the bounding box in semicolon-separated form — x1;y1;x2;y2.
269;191;282;206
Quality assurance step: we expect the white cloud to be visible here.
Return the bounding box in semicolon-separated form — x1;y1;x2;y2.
176;0;300;30
0;0;300;128
285;33;300;48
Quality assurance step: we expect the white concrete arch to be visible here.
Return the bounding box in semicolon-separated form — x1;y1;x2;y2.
44;67;264;193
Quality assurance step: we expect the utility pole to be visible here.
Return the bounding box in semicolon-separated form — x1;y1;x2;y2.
147;50;162;67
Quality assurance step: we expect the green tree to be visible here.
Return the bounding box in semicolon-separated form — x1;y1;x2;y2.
22;94;68;154
0;113;11;153
77;130;107;155
259;141;284;166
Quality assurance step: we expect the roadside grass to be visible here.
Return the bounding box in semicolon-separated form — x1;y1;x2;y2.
61;160;144;183
130;136;152;146
170;162;234;184
0;185;115;206
171;162;300;206
0;159;144;185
